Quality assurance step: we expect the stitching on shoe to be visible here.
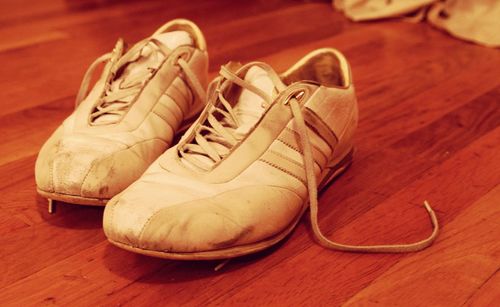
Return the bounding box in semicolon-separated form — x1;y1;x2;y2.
90;56;170;127
101;60;183;133
108;199;118;239
80;158;100;196
305;121;334;152
267;149;303;168
258;158;306;185
277;138;303;154
110;202;303;255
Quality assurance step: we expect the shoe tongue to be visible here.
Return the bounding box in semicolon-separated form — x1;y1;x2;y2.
233;65;283;136
152;30;193;51
181;64;285;170
93;31;193;125
120;30;194;87
117;30;193;88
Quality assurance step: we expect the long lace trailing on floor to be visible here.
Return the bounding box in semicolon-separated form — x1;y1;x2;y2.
183;63;440;253
288;92;439;253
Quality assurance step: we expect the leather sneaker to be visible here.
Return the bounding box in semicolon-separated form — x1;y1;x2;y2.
103;48;438;259
35;19;208;210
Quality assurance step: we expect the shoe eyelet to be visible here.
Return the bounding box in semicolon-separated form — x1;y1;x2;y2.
283;90;305;105
176;51;191;63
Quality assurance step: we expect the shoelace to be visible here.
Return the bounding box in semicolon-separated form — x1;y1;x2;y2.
179;63;284;171
184;63;439;253
75;38;205;125
287;92;439;253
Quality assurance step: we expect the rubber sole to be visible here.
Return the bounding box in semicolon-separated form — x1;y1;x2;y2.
37;188;108;206
107;148;354;260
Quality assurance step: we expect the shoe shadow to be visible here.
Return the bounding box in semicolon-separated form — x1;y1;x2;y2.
34;191;295;282
101;230;292;283
35;193;104;229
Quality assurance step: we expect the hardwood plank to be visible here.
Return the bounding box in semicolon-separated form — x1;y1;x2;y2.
1;76;496;294
203;125;500;306
0;0;306;117
463;270;500;307
0;29;68;52
342;185;500;306
0;209;29;236
59;116;500;306
0;241;168;306
1;0;499;305
1;74;497;304
0;204;105;290
0;99;71;166
3;21;497;167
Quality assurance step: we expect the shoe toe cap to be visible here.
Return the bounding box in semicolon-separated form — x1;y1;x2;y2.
36;133;166;199
104;184;304;255
36;139;120;198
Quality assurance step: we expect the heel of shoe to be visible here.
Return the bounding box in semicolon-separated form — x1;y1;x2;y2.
318;148;354;192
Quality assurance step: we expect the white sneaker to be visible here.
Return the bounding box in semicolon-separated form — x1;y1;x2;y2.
103;48;438;259
35;19;208;210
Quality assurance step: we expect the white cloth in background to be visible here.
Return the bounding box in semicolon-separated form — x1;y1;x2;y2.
333;0;500;48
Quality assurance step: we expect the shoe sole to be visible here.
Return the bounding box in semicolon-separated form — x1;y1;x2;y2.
107;148;354;260
37;188;109;206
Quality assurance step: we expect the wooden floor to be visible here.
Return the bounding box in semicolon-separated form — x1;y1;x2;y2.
1;0;499;305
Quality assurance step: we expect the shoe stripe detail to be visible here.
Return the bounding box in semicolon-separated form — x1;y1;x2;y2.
152;102;180;132
277;131;327;169
260;144;324;186
152;109;177;136
165;77;192;117
258;157;306;185
303;108;338;151
283;126;331;165
156;94;184;123
267;149;304;168
268;140;306;165
159;92;184;123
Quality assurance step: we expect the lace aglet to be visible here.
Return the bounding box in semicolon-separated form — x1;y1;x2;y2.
48;199;55;214
214;259;231;271
423;200;432;212
423;200;439;238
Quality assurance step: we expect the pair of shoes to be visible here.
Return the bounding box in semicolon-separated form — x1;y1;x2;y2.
35;19;438;260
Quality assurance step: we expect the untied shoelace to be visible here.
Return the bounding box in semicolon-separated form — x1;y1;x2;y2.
179;63;283;170
184;63;439;254
287;91;439;253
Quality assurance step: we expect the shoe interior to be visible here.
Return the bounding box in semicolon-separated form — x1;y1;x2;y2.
204;49;352;136
210;65;278;135
154;19;207;51
281;48;351;88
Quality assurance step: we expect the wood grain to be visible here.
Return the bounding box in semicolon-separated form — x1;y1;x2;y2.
0;0;498;306
343;184;500;306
